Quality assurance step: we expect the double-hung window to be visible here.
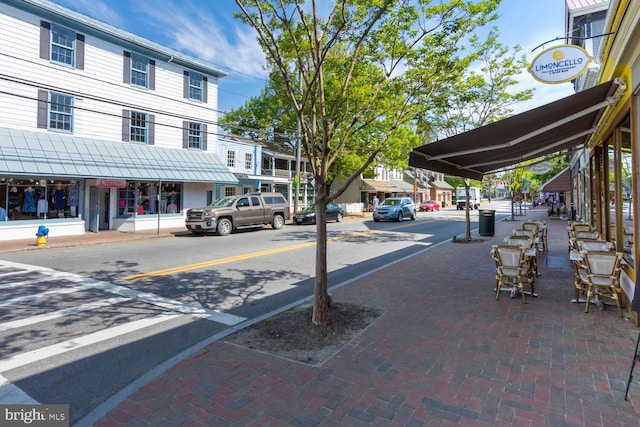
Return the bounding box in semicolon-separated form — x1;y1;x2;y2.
130;111;148;143
227;150;236;168
188;122;202;149
245;153;253;171
49;92;73;131
183;71;207;102
50;24;75;66
130;53;149;88
189;73;203;101
182;121;206;150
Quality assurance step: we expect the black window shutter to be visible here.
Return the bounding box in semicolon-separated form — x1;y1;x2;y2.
202;124;208;151
147;114;155;145
121;109;130;141
182;121;188;149
37;90;48;128
39;21;50;60
183;71;189;98
76;34;85;70
203;76;208;103
123;51;131;84
149;60;155;90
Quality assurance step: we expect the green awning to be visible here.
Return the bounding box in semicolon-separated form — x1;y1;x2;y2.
0;128;238;183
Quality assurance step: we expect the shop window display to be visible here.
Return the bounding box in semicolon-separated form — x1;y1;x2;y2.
117;181;181;217
0;178;80;221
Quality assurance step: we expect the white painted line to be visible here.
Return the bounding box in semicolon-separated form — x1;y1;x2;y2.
0;277;53;290
0;312;183;373
0;261;246;326
0;297;131;332
0;284;96;307
0;374;38;404
0;270;34;279
88;281;246;326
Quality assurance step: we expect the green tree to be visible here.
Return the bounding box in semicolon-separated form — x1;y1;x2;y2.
234;0;499;324
416;28;534;239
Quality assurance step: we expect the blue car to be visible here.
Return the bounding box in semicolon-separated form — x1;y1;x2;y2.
372;197;416;222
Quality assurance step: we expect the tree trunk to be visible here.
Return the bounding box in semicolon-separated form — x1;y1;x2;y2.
464;180;471;240
312;183;329;325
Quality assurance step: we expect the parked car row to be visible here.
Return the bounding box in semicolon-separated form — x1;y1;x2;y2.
186;193;445;235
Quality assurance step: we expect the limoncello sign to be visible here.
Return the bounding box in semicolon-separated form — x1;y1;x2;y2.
528;44;593;84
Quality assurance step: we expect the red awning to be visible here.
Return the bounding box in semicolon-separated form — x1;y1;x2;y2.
409;80;624;180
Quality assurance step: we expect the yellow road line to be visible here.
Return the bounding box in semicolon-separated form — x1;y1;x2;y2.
123;221;420;281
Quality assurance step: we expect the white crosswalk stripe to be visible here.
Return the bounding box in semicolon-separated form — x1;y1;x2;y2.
0;260;246;377
0;297;131;332
0;312;183;373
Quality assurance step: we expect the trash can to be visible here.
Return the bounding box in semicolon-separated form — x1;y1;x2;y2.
478;209;496;236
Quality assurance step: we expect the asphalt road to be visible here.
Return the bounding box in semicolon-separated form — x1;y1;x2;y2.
0;201;511;425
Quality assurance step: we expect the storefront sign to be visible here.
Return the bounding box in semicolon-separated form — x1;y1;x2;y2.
527;161;554;174
528;44;593;84
96;178;126;188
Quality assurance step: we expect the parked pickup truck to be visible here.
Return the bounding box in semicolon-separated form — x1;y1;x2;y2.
185;192;290;236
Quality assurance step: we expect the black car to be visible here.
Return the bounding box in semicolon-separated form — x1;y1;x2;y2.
294;203;344;224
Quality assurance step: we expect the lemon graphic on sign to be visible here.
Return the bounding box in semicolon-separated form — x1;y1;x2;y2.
552;50;564;61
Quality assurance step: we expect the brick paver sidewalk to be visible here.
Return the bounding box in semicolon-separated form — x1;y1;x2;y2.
80;210;640;426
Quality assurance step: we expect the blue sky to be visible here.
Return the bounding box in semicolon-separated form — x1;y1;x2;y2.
50;0;576;115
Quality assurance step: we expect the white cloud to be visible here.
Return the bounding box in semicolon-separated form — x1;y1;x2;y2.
136;0;267;78
56;0;125;28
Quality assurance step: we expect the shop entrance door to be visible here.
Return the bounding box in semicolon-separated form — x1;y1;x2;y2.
99;188;110;230
88;186;99;233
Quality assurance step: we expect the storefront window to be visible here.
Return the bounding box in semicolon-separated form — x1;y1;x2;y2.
0;177;80;221
618;117;634;266
117;181;181;217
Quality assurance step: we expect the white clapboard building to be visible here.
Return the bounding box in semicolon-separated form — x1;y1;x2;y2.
0;0;238;240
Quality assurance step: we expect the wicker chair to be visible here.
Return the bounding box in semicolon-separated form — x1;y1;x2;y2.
579;250;624;316
506;236;538;278
492;245;534;303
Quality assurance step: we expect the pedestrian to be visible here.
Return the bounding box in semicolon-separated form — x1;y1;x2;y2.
372;195;379;210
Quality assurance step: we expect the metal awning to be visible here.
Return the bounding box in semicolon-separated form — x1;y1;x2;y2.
0;128;238;183
429;179;453;190
362;179;412;193
409;79;625;180
540;167;571;192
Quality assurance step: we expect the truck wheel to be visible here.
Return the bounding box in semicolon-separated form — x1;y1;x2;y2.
272;214;285;230
217;218;232;236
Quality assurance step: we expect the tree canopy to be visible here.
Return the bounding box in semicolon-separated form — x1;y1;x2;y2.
232;0;502;324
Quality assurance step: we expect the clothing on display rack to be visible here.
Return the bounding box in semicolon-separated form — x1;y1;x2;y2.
53;185;66;210
22;186;36;213
36;186;48;217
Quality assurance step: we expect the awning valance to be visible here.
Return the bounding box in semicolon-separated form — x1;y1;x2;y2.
0;128;238;183
362;179;413;193
430;179;453;190
409;79;625;180
540;167;571;192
